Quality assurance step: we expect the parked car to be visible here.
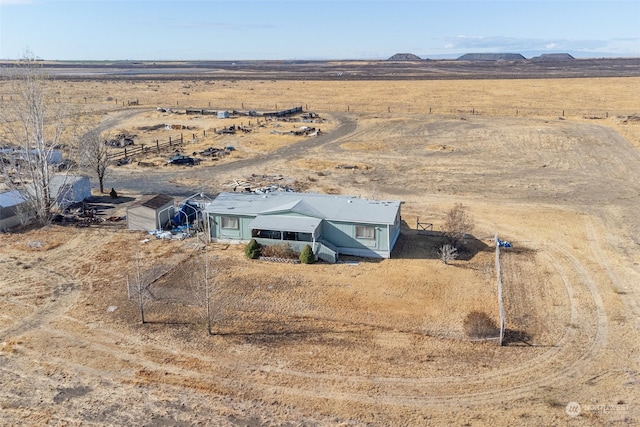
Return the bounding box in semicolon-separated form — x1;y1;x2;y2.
167;155;198;166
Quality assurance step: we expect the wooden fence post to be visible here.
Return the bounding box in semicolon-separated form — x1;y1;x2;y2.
181;133;183;143
169;136;172;146
156;140;160;153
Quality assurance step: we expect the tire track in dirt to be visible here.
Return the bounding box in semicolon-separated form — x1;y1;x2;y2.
584;216;640;332
218;218;608;409
0;229;125;342
27;225;603;412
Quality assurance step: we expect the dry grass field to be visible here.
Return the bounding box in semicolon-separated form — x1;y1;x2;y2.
0;74;639;425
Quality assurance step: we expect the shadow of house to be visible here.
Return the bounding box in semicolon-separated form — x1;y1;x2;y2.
391;220;490;261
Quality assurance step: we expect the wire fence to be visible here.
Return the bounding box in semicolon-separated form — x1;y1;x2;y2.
495;232;506;346
2;92;635;121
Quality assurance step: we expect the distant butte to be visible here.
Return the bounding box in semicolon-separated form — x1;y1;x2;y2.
457;53;526;61
388;53;424;61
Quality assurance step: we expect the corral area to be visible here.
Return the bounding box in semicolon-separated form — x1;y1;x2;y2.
0;73;639;425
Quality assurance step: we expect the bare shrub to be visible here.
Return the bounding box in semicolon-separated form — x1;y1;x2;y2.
463;311;498;339
444;203;474;249
438;244;458;264
260;243;297;259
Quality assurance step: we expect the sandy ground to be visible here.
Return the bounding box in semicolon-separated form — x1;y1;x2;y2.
0;77;639;425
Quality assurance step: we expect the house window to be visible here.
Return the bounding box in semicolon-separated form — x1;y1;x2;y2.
355;225;375;240
251;229;281;239
283;231;312;242
221;216;239;229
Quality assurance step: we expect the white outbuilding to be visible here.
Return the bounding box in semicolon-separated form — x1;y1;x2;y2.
49;175;92;208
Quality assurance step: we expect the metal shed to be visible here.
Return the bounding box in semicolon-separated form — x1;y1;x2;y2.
50;175;92;208
127;194;175;231
0;190;29;231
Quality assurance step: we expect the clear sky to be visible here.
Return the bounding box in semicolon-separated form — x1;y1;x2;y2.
1;0;639;60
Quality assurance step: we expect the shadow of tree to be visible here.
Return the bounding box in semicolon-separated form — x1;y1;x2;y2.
85;194;136;205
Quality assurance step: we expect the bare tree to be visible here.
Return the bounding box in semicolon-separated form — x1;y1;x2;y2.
0;52;79;225
190;244;217;335
438;244;458;264
444;203;474;249
80;128;110;193
126;254;166;324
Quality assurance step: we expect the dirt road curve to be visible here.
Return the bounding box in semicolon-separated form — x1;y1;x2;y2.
1;106;639;425
107;112;357;197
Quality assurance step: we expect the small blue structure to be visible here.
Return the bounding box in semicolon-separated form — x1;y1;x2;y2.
497;239;512;248
217;111;229;119
171;201;199;227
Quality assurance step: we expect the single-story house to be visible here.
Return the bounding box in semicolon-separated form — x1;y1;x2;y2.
127;194;175;231
49;175;92;208
0;190;29;231
203;192;402;263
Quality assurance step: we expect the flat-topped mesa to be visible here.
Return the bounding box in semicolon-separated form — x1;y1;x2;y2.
531;53;576;61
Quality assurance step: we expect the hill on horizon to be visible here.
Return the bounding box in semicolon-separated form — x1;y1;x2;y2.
388;53;423;61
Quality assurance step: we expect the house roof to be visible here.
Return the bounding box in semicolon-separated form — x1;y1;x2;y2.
249;215;321;234
130;194;174;210
0;190;27;208
205;192;401;225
